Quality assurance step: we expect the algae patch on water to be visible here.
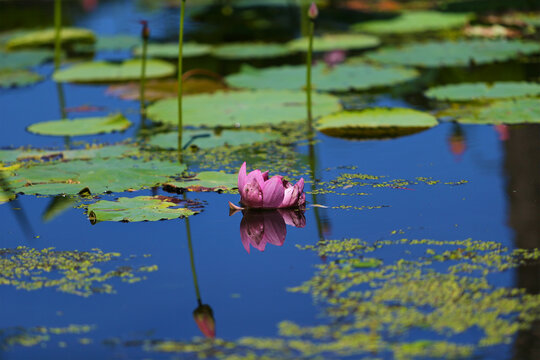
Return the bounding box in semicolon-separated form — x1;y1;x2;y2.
0;247;158;296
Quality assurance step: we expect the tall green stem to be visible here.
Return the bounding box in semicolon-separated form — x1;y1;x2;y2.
140;30;148;117
306;19;314;127
177;0;186;163
53;0;62;70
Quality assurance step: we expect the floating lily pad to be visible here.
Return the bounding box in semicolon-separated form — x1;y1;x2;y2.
6;158;186;195
27;113;132;136
0;192;15;204
147;90;342;127
6;27;95;50
211;42;292;59
133;42;211;58
0;49;54;70
53;59;175;83
0;144;137;163
365;40;540;68
85;34;140;51
352;11;472;34
287;34;380;52
226;63;418;92
453;98;540;124
425;82;540;101
164;171;237;192
315;108;438;138
87;196;196;223
149;130;279;150
0;69;42;88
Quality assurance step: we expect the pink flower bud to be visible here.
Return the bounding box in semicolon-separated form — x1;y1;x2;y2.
308;2;318;20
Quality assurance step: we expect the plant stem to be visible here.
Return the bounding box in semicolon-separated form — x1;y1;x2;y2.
139;32;148;117
177;0;186;163
306;19;314;128
53;0;62;71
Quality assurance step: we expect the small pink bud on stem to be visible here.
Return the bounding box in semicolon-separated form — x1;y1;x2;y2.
308;2;318;20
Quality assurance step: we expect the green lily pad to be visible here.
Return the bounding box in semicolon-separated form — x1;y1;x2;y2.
0;49;54;70
149;129;279;150
315;108;438;138
146;89;342;127
287;34;380;52
27;113;132;136
6;158;186;195
0;69;42;88
453;98;540;124
164;171;237;192
53;59;175;83
352;11;472;34
425;82;540;101
226;63;419;92
0;192;15;204
6;27;95;50
211;42;292;59
87;196;196;223
73;34;141;53
365;39;540;68
0;144;137;163
133;42;211;58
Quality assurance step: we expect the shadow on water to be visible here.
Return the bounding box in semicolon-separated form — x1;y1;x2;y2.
504;124;540;360
0;171;34;240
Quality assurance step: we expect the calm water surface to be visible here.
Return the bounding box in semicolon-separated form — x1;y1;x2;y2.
1;1;539;359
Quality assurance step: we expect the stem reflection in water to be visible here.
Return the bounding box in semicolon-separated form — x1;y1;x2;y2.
0;171;34;239
183;193;215;338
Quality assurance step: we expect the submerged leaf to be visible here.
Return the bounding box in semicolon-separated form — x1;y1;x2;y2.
0;69;42;88
0;49;54;70
226;63;418;92
53;59;175;83
365;39;540;67
87;196;196;223
133;42;211;58
164;171;237;192
287;34;380;52
450;98;540;124
148;130;279;150
147;90;342;127
211;42;292;59
352;11;472;34
316;108;438;139
27;113;132;136
425;82;540;101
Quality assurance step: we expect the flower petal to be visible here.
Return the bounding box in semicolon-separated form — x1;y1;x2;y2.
262;176;285;208
240;178;264;208
279;185;298;208
238;162;247;191
261;171;269;181
295;178;305;193
246;169;266;188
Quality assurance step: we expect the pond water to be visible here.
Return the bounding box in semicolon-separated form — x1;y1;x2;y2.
1;1;540;360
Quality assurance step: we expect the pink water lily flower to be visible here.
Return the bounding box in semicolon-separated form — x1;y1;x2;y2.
237;162;305;209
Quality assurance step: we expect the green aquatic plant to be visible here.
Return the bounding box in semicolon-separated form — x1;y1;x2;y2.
177;0;187;160
139;20;149;115
0;247;157;296
53;0;62;70
306;2;317;125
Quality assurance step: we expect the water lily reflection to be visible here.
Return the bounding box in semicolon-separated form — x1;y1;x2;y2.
239;209;306;253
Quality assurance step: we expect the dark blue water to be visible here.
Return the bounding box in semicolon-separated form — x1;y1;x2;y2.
1;1;539;359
